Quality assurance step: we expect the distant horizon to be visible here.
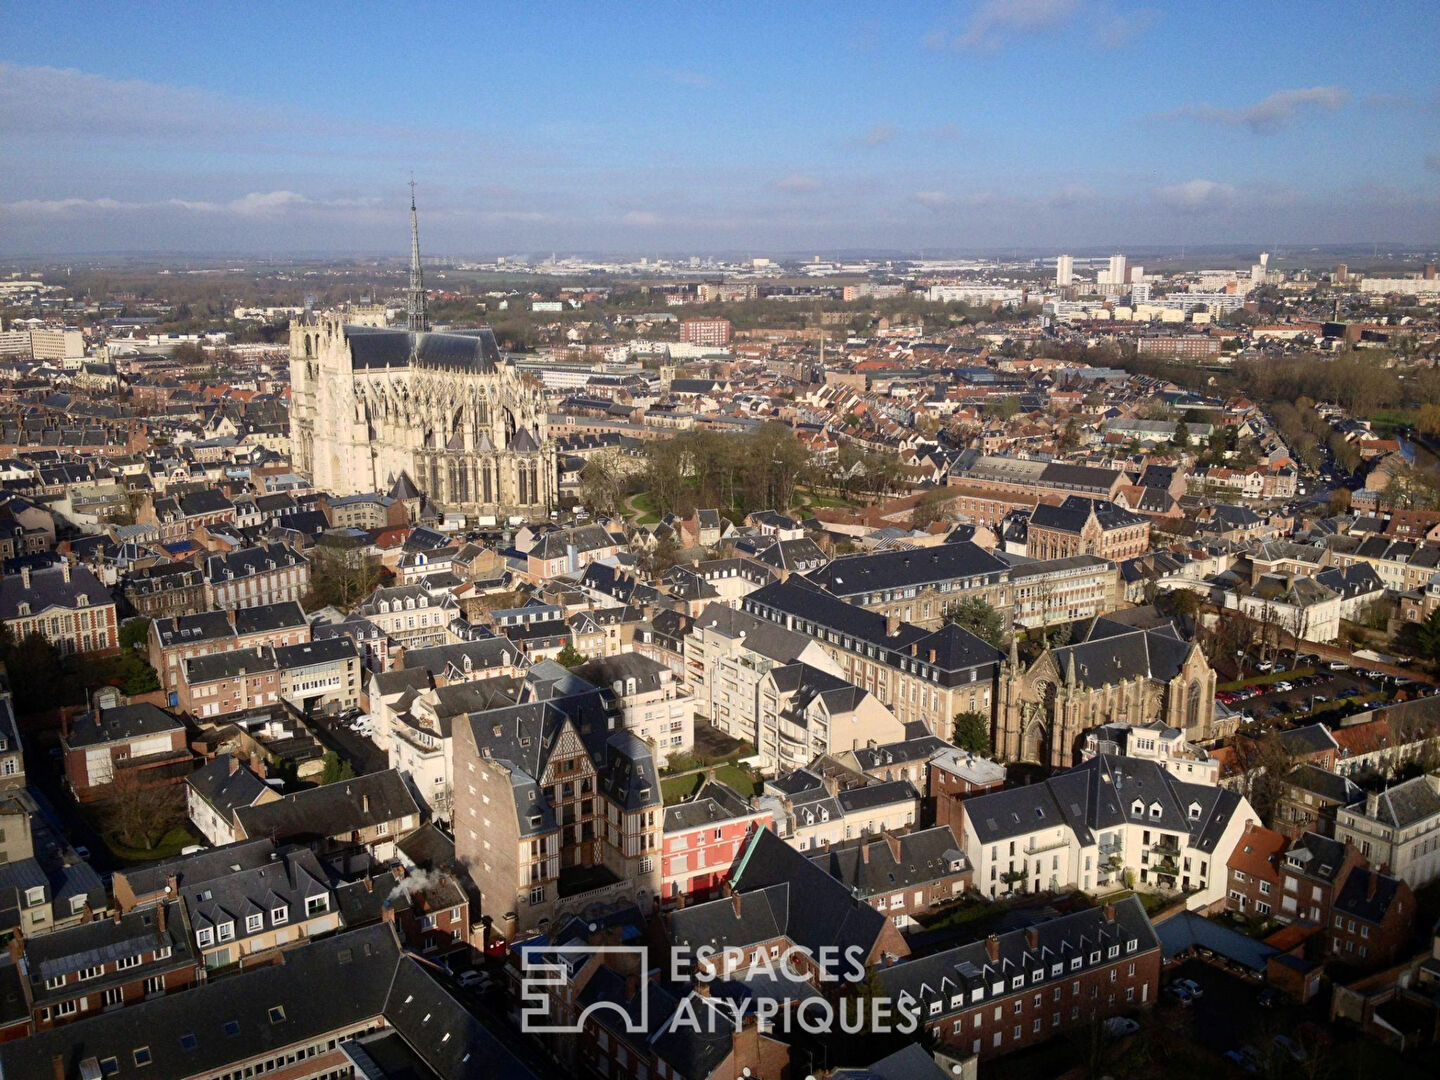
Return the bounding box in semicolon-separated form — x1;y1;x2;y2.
3;2;1439;255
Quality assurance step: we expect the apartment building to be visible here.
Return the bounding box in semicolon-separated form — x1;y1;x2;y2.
148;601;309;694
0;563;117;656
180;846;339;970
1226;822;1287;918
804;541;1010;631
762;768;921;852
233;769;420;864
19;901;195;1030
1334;777;1440;889
61;703;192;803
962;754;1254;908
573;652;696;762
807;825;970;929
203;543;309;610
742;579;1004;742
661;781;773;909
452;684;664;938
682;602;839;744
357;584;457;647
1007;554;1118;630
756;661;905;773
876;896;1160;1061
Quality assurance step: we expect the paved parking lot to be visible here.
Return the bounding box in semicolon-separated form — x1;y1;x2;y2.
1219;668;1393;725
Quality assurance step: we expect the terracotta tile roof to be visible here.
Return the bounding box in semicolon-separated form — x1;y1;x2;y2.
1227;823;1286;883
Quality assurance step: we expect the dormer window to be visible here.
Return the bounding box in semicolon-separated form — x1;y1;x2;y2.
1130;799;1143;816
16;603;28;617
76;594;88;607
1149;802;1162;819
1188;802;1202;821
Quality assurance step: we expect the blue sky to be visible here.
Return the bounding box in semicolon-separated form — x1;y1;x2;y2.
2;0;1437;255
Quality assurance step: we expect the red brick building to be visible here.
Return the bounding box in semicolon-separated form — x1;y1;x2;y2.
61;703;192;803
1226;822;1286;918
876;896;1161;1061
661;781;773;909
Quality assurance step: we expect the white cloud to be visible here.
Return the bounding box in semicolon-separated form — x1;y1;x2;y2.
1156;86;1349;135
861;123;896;146
944;0;1081;50
775;174;823;193
912;191;954;209
620;210;661;226
1153;178;1236;211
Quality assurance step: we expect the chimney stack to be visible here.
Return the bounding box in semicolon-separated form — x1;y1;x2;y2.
363;794;370;815
228;756;239;777
861;842;871;864
730;889;743;919
20;567;29;590
1366;791;1381;818
885;611;900;637
52;1053;64;1080
364;874;375;894
1103;902;1116;923
1367;871;1379;901
985;934;1000;963
1024;927;1039;951
61;562;71;584
157;902;167;933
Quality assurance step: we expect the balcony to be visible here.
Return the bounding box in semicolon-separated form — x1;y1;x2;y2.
1025;835;1069;856
1151;838;1181;857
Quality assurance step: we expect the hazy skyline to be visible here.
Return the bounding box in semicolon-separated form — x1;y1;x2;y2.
3;1;1438;255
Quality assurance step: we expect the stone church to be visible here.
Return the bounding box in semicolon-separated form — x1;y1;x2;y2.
997;616;1215;769
289;314;558;518
288;194;558;519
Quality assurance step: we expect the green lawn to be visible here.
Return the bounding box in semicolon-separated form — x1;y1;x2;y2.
104;826;199;863
661;762;762;805
1217;666;1316;692
712;763;763;797
661;774;703;805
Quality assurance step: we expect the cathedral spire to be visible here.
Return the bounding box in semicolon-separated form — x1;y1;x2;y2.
407;179;428;333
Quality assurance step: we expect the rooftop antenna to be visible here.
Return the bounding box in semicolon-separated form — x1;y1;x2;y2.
407;176;429;333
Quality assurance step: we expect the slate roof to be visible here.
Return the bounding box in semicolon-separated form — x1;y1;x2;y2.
64;703;183;749
805;825;966;896
345;325;502;372
805;540;1007;598
0;924;401;1080
876;894;1157;1010
666;827;891;961
0;562;109;620
1350;775;1440;829
1333;867;1407;927
235;769;419;843
1048;618;1193;688
965;753;1242;852
1030;495;1146;535
186;755;272;818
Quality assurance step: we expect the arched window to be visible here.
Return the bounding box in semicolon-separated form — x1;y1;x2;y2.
1185;678;1202;732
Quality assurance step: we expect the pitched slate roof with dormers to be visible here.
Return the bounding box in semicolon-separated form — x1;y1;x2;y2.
966;753;1242;853
234;769;418;843
875;894;1156;1016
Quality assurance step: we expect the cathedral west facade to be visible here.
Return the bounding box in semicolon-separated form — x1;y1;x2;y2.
288;312;558;518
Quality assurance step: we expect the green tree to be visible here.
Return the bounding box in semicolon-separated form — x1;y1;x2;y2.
119;617;152;652
946;596;1006;650
0;630;66;714
1416;609;1440;666
303;545;383;612
1172;420;1190;448
555;643;586;669
994;395;1021;421
319;751;356;786
952;711;991;754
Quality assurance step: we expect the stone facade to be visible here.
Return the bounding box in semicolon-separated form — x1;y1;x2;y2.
289;312;558;518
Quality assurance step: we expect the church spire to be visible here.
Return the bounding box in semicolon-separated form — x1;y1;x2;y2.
407;179;428;333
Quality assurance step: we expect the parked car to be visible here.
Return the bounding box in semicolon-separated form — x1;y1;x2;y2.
1175;978;1204;999
456;970;492;989
73;845;91;861
1257;988;1279;1009
1166;984;1194;1006
1273;1034;1306;1062
1329;661;1349;671
1105;1017;1140;1038
1223;1048;1259;1074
